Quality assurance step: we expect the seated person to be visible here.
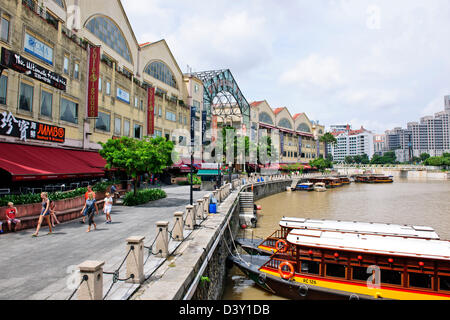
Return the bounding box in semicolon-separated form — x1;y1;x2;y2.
6;202;21;232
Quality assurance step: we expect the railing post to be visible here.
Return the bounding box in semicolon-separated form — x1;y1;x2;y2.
203;195;210;218
196;199;204;220
185;205;195;230
126;236;145;284
172;212;184;241
155;221;169;258
215;189;221;203
78;260;105;300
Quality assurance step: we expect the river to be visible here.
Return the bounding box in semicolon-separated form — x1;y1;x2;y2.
222;178;450;300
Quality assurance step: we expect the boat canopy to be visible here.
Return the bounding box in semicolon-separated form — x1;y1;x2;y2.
279;217;440;240
287;229;450;261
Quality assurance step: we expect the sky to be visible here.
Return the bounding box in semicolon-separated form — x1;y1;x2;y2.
121;0;450;134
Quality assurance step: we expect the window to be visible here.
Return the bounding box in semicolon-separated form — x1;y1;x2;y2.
1;16;10;42
259;112;274;125
166;111;176;122
134;124;142;139
19;82;34;112
106;81;111;95
439;276;450;291
40;90;53;117
74;62;79;80
52;0;65;8
352;266;370;281
85;16;132;63
95;112;110;132
154;130;162;137
194;84;199;93
381;269;402;286
158;107;162;117
140;99;143;111
0;75;7;105
60;98;78;124
144;61;177;89
98;77;102;92
63;56;69;74
300;260;320;275
278;118;292;130
114;117;121;135
123;119;130;137
134;96;138;108
409;273;432;289
326;263;346;278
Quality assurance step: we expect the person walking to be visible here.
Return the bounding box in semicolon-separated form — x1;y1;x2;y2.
32;192;52;237
103;192;113;224
81;192;98;232
80;186;95;224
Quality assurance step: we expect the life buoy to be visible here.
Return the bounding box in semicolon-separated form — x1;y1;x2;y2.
275;239;289;253
278;261;295;280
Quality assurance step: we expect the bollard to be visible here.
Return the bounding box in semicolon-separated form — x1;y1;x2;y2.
155;221;169;258
172;212;184;241
196;199;204;220
203;195;210;218
78;260;105;300
126;236;145;284
185;205;195;230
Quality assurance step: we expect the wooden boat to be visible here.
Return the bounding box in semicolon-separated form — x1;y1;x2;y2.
308;177;342;188
314;183;327;192
235;217;440;256
295;182;314;191
338;176;351;185
355;174;393;183
230;228;450;300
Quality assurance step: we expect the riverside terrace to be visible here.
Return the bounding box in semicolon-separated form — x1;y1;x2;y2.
0;174;297;300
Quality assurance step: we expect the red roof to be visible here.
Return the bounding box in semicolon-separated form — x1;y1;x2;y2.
273;107;284;115
250;101;264;107
139;42;152;47
293;113;304;120
0;143;106;181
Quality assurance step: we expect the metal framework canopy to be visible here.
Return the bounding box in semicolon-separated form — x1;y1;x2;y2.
192;69;251;128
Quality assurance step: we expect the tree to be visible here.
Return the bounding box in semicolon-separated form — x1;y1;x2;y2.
420;153;430;162
310;158;333;172
99;136;174;195
344;156;354;164
319;132;337;145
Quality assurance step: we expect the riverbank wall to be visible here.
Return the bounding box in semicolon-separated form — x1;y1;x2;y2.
335;167;449;180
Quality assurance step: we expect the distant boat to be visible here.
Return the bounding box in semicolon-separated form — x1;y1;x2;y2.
295;182;314;191
314;182;327;192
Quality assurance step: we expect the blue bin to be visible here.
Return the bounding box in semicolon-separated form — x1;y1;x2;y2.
209;203;217;214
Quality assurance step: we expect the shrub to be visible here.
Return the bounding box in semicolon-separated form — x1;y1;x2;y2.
122;188;167;206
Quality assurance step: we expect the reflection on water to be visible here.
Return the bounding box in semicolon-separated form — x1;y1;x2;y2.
222;179;450;300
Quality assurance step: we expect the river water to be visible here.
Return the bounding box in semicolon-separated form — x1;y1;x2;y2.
222;178;450;300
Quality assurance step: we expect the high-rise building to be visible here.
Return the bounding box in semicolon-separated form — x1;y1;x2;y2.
328;125;375;163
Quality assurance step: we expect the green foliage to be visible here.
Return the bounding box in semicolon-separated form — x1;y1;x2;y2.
99;136;174;194
122;188;167;206
420;153;431;162
309;158;333;172
370;151;397;165
319;132;337;145
424;156;450;167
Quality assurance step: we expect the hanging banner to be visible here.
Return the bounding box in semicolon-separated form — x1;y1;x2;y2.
147;87;155;135
87;46;100;118
212;115;218;142
190;105;196;148
280;133;284;155
201;110;207;145
1;47;66;91
298;136;302;157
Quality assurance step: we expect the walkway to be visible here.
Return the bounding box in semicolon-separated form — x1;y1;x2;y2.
0;185;209;300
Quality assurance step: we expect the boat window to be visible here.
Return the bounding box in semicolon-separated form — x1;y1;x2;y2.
439;276;450;291
352;266;370;281
409;273;432;289
301;261;320;275
381;269;402;286
326;263;346;278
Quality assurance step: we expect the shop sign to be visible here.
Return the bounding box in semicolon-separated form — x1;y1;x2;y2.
87;46;100;118
1;48;66;91
0;111;65;143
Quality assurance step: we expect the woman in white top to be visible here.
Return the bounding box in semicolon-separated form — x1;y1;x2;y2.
103;192;113;224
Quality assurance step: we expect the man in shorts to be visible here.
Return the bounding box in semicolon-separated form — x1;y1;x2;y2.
6;202;21;232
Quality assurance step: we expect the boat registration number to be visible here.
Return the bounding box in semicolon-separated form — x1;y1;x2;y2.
300;278;317;285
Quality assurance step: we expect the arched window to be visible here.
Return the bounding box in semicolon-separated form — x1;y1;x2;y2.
278;118;293;129
297;123;311;133
52;0;65;8
144;61;177;89
259;112;273;125
86;16;132;63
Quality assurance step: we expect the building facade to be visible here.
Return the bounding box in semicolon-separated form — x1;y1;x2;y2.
329;125;375;163
0;0;201;185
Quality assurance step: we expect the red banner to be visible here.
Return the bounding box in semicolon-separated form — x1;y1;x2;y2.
147;87;155;135
87;46;100;118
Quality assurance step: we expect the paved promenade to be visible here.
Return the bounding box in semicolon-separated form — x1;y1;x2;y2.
0;186;209;300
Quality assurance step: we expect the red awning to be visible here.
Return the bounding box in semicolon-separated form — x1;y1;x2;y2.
0;142;106;181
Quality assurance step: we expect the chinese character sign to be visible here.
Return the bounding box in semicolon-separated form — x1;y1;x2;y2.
87;46;100;118
147;87;155;135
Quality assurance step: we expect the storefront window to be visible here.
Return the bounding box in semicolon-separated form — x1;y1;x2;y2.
60;98;78;124
40;90;53;117
134;124;142;139
19;82;33;112
95;112;110;132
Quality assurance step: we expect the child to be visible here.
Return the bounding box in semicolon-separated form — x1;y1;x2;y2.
103;192;113;224
49;200;60;228
6;202;21;232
